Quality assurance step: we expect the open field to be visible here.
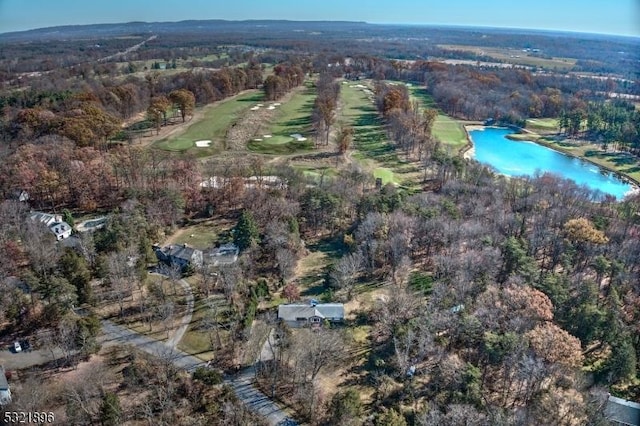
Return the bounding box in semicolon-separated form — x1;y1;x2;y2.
408;85;469;149
164;219;235;250
247;82;316;154
438;44;577;70
153;90;263;155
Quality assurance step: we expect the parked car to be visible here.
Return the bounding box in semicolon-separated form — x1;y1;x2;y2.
13;342;21;353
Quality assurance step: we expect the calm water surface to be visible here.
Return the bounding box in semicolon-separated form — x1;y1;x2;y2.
469;127;633;200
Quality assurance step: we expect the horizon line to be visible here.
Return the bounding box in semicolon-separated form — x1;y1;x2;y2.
1;19;638;39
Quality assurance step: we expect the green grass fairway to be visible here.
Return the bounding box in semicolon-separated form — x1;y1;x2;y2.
526;118;559;133
432;115;468;148
248;82;316;154
340;82;416;187
408;85;468;148
154;91;262;155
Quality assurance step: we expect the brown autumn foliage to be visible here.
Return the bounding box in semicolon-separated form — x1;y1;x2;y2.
563;217;609;244
526;322;584;367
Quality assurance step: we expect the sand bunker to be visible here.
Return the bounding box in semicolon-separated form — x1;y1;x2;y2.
254;138;263;142
250;106;260;111
267;106;276;110
263;135;272;138
195;140;212;147
273;103;281;106
290;133;307;142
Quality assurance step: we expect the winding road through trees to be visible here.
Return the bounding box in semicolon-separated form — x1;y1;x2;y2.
99;298;296;425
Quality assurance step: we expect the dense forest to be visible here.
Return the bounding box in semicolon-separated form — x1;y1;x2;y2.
0;20;639;425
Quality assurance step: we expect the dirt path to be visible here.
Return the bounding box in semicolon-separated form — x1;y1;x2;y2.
165;278;195;349
161;227;189;246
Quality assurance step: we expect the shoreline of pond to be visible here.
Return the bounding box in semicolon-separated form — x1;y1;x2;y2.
462;125;640;199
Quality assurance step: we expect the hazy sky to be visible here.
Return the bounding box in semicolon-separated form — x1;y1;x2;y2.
1;0;638;37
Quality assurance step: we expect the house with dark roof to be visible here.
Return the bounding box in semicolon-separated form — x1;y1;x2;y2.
605;395;640;426
154;244;203;269
278;302;344;328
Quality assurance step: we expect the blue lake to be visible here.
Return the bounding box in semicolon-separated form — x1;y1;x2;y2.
468;127;633;200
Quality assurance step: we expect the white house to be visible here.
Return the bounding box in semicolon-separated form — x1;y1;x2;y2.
30;212;72;241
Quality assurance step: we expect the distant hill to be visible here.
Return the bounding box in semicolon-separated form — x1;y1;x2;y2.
0;20;370;42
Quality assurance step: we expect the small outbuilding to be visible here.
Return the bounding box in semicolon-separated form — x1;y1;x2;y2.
605;395;640;426
205;243;239;266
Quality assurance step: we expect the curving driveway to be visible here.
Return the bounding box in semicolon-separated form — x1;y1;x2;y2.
100;316;296;425
165;278;195;349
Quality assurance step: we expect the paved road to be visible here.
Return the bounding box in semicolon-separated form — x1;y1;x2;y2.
100;320;296;426
230;366;295;426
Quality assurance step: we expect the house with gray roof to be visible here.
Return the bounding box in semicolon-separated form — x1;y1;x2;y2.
605;395;640;426
278;302;344;328
154;244;203;269
205;243;239;266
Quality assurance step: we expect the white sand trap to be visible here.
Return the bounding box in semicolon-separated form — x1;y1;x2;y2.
297;137;307;141
254;138;263;142
290;133;307;142
267;106;276;110
250;106;260;111
273;103;281;106
263;135;272;138
257;103;264;107
195;140;212;147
